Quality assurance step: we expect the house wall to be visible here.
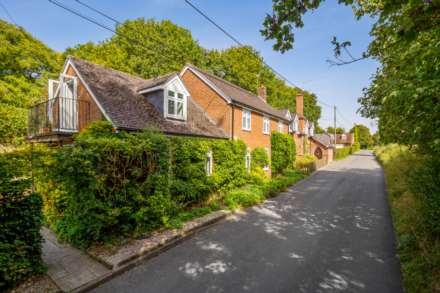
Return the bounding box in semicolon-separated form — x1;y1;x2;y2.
65;65;104;130
310;140;333;168
181;69;232;137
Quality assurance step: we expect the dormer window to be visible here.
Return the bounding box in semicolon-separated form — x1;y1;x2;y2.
166;90;186;120
278;121;284;132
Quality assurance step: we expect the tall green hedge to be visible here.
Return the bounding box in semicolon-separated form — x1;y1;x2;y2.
0;150;45;290
334;147;352;160
270;132;296;174
37;122;248;248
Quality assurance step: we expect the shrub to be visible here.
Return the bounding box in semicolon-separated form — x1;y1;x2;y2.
224;185;265;209
295;155;316;174
37;122;249;247
271;132;296;174
334;147;352;160
251;147;269;171
0;149;45;290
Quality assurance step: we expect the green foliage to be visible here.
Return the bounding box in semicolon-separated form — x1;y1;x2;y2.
295;155;316;174
251;147;269;171
326;127;345;135
334;147;353;160
0;149;45;290
224;169;303;209
38;122;248;247
0;20;61;144
270;132;296;174
375;144;440;292
350;124;373;149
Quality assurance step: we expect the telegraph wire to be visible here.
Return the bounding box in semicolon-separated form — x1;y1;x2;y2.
0;0;16;25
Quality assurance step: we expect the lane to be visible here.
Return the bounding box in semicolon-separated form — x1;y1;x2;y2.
92;150;403;293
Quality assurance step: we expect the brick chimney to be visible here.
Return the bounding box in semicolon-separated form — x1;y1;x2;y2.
296;93;305;134
296;93;304;116
258;85;267;102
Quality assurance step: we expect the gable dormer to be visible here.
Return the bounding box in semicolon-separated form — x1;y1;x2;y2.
139;74;189;121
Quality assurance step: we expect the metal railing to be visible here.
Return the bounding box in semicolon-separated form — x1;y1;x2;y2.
28;97;90;137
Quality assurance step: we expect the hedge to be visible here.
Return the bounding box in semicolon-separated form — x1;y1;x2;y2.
271;132;296;174
334;146;354;160
37;122;248;248
0;149;45;290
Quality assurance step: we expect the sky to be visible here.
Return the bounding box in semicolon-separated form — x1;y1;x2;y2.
1;0;379;132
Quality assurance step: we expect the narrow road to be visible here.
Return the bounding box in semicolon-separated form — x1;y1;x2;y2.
93;150;403;293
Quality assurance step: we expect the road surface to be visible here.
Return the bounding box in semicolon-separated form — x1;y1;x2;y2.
92;150;403;293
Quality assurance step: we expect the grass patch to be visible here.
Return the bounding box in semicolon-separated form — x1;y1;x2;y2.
375;144;440;293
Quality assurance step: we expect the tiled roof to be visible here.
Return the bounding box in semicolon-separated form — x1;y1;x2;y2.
311;133;332;148
70;57;228;139
185;65;289;121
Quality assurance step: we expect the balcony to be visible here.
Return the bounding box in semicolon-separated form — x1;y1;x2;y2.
28;97;90;139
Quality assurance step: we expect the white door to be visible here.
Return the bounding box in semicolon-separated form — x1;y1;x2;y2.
59;75;77;131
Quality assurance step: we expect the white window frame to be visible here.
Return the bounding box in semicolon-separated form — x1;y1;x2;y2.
206;150;213;176
263;116;270;135
165;89;186;120
245;150;251;173
263;147;270;171
242;109;251;131
278;120;284;132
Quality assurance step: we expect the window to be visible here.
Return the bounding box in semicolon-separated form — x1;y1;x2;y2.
166;90;185;120
288;122;293;133
206;150;213;176
263;117;270;134
278;121;284;132
245;150;251;173
242;109;251;131
309;124;314;136
263;147;270;171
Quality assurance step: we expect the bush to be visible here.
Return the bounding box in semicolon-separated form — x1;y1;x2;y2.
334;147;352;160
0;149;45;290
271;132;296;174
38;122;249;247
295;155;316;174
251;147;269;171
374;144;440;292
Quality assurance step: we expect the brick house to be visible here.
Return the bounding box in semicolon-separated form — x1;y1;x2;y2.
28;56;332;173
331;133;355;148
180;65;290;153
28;57;228;144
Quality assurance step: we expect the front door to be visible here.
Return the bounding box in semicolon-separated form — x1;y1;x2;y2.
59;75;77;131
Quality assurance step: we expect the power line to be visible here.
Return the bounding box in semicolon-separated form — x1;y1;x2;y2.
0;0;16;25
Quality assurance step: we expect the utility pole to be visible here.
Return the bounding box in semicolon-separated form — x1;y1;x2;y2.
334;105;337;146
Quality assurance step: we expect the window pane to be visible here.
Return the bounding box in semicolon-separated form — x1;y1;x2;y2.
168;99;175;115
177;101;183;116
168;90;175;97
177;93;183;100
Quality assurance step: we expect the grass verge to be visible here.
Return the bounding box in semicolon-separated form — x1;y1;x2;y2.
375;144;439;293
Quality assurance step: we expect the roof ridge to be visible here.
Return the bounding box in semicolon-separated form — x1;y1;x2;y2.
69;56;177;85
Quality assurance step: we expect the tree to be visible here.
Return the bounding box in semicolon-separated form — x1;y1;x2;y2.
261;1;440;156
66;20;322;124
350;124;373;149
0;20;61;144
326;127;345;134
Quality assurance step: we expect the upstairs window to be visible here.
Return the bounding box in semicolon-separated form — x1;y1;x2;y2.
263;117;270;134
278;120;284;132
309;124;315;136
242;109;251;131
205;150;213;176
166;90;186;120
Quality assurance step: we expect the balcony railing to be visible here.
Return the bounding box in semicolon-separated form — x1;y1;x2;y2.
28;97;90;138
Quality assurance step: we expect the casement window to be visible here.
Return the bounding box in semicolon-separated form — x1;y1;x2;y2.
278;120;284;132
245;150;251;173
263;117;270;134
263;147;270;171
242;109;251;131
205;150;213;176
166;90;186;120
309;124;315;136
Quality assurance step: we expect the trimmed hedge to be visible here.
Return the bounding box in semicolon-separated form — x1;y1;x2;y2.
0;149;45;290
271;132;296;174
334;146;353;160
37;122;248;248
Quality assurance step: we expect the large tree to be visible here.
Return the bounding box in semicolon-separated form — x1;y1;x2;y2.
350;124;373;148
261;1;440;155
0;20;61;144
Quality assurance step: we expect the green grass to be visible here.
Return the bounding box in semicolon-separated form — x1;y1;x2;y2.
375;144;439;293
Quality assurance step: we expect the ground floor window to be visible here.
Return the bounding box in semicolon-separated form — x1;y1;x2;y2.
206;150;213;176
245;150;251;173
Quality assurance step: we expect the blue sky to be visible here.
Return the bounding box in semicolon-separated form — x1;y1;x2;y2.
1;0;379;132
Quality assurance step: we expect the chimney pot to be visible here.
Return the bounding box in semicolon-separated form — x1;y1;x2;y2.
258;85;267;102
